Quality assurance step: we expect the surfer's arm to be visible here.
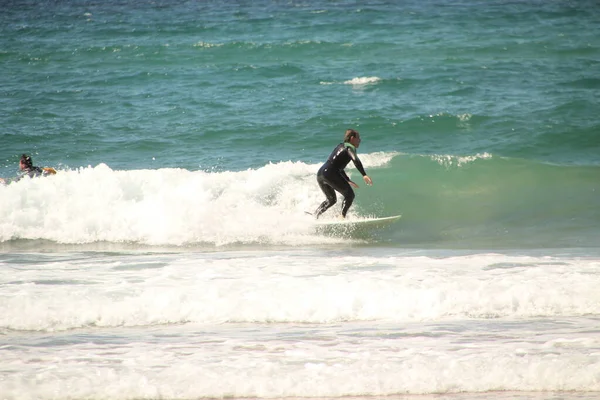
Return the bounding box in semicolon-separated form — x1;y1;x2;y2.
13;174;25;182
340;170;359;188
347;147;372;186
341;169;351;182
347;147;367;176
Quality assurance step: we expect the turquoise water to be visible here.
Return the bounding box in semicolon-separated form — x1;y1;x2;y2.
2;0;599;249
1;2;600;399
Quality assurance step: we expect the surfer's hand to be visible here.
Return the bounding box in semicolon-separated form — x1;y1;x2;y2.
363;175;373;186
349;180;359;189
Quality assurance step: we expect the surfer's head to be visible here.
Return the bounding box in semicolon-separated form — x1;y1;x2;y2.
344;129;361;148
20;154;33;170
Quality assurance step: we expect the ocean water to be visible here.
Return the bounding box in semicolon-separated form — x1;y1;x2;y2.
1;1;600;399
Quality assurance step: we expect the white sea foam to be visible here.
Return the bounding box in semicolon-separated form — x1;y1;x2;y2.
431;152;493;168
344;76;381;85
320;76;381;86
0;155;395;246
193;41;223;48
1;252;599;331
1;251;600;398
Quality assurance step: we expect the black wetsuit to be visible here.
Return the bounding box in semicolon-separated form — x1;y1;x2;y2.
14;166;45;182
314;142;367;218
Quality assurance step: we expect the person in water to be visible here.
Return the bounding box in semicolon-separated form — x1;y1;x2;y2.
314;129;373;219
17;154;46;180
0;154;54;184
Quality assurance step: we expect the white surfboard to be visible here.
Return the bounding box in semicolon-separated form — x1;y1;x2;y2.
314;215;401;235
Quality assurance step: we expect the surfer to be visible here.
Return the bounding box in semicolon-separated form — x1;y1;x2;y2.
0;154;56;185
314;129;373;219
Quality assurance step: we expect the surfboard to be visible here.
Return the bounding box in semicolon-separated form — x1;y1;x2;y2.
314;215;401;236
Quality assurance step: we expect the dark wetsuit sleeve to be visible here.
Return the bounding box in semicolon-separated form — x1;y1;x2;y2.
340;169;350;182
347;147;367;176
14;166;44;182
13;173;26;182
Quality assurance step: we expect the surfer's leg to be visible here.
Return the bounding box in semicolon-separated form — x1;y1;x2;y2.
340;185;355;218
326;174;355;218
315;174;337;218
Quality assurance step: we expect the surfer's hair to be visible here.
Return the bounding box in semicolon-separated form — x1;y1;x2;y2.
20;154;33;168
344;129;359;143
